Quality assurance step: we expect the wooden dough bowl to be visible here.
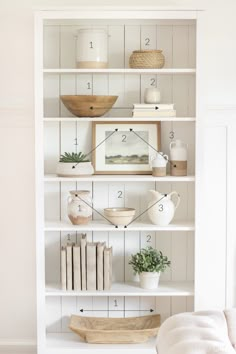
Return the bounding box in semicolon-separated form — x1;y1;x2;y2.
60;95;118;117
69;314;160;344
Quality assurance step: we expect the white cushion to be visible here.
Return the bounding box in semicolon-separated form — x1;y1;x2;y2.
156;310;235;354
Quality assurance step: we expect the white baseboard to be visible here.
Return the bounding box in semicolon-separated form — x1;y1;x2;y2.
0;341;36;354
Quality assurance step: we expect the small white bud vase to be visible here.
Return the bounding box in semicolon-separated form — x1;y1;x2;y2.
170;139;188;176
67;190;92;225
144;88;161;103
148;190;180;226
140;272;160;289
76;29;108;69
151;152;168;177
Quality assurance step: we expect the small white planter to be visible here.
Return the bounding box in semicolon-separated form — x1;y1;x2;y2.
56;162;94;177
139;272;160;289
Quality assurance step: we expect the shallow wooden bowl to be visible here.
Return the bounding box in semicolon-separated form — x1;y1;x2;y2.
69;314;160;344
60;95;118;117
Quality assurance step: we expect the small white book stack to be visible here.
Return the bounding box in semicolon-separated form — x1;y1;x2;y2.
132;103;176;117
60;234;113;291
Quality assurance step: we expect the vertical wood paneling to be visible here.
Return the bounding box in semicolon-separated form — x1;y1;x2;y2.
109;184;125;208
60;121;76;155
125;297;140;318
141;26;156;50
188;25;196;68
156;297;171;323
76;74;93;95
109;296;124;318
155;232;172;281
76;296;93;317
173;75;189;117
76;122;92;156
93;297;108;317
173;26;188;68
93;74;108;95
125;231;140;282
61;297;77;332
43;26;59;68
172;232;187;281
93;183;109;221
124;74;140;116
44;75;60;117
44;122;60;173
156;26;173;68
45;231;60;284
125;26;140;68
46;297;61;332
141;231;156;249
140;297;156;316
108;26;124;68
60;26;77;69
108;74;125;117
172;297;187;315
60;181;76;222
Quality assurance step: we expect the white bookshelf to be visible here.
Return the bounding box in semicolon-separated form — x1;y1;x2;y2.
36;7;199;354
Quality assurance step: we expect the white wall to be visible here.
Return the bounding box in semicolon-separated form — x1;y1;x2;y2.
0;0;236;349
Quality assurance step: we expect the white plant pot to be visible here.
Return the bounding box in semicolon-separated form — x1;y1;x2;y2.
56;162;94;177
139;272;160;289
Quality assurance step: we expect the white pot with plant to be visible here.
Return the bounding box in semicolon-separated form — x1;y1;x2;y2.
129;247;171;289
56;152;94;177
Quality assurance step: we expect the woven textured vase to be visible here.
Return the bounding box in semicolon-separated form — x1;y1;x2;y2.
129;50;165;69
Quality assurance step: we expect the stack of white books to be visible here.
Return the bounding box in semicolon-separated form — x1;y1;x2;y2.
132;103;176;117
60;233;112;291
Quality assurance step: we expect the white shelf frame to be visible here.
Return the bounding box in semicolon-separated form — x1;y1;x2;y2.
45;220;195;232
44;117;196;122
44;174;195;182
43;68;196;74
46;281;194;297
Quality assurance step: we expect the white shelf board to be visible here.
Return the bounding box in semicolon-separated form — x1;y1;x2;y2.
44;220;195;232
44;174;195;182
46;333;156;354
43;68;196;74
44;117;196;122
46;281;194;297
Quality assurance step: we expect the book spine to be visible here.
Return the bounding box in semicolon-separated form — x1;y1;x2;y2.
132;110;176;117
104;247;113;290
97;243;105;291
81;234;87;291
133;104;174;110
73;245;81;291
86;243;97;291
61;246;67;291
66;244;72;291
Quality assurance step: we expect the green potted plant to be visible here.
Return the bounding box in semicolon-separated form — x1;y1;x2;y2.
56;152;94;177
129;246;171;289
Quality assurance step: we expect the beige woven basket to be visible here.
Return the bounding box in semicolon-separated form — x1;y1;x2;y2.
129;50;165;69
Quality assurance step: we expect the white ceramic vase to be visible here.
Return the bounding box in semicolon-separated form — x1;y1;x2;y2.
140;272;160;289
67;190;92;225
56;162;94;177
148;190;180;226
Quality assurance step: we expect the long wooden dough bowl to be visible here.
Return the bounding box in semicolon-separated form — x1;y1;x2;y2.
69;314;160;344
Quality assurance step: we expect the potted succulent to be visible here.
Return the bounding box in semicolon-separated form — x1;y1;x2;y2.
129;246;171;289
56;152;94;177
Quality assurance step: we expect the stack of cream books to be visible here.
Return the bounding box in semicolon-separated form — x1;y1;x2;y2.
61;233;112;291
132;103;176;117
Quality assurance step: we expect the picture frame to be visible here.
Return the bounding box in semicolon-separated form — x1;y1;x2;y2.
92;121;161;175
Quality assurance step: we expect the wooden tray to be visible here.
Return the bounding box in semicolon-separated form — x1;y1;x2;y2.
69;314;160;344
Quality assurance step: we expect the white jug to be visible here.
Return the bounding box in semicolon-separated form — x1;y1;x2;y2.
169;139;187;176
151;152;168;177
148;190;180;226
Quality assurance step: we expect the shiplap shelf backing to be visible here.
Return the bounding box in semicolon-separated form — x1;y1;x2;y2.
40;13;196;353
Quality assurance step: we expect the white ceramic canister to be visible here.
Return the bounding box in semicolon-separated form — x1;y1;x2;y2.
151;152;168;177
76;29;108;69
67;190;92;225
140;272;160;289
56;162;94;177
144;88;161;104
169;139;188;176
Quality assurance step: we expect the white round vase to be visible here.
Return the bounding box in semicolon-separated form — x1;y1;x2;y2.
139;272;160;289
56;162;94;177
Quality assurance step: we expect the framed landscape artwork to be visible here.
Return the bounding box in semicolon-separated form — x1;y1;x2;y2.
92;121;161;174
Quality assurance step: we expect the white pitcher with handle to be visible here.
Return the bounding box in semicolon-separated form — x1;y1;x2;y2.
148;190;180;226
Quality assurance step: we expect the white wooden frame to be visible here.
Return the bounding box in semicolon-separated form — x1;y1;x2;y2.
35;7;206;354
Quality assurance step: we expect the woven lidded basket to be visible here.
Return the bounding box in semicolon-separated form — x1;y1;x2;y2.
129;50;165;69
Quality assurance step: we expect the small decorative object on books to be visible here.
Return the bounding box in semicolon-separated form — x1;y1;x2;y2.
148;190;180;226
129;246;171;289
151;152;168;177
60;95;118;117
67;190;92;225
129;49;165;69
60;234;113;291
144;88;161;104
169;139;188;176
92;121;161;174
56;152;94;177
69;314;161;343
